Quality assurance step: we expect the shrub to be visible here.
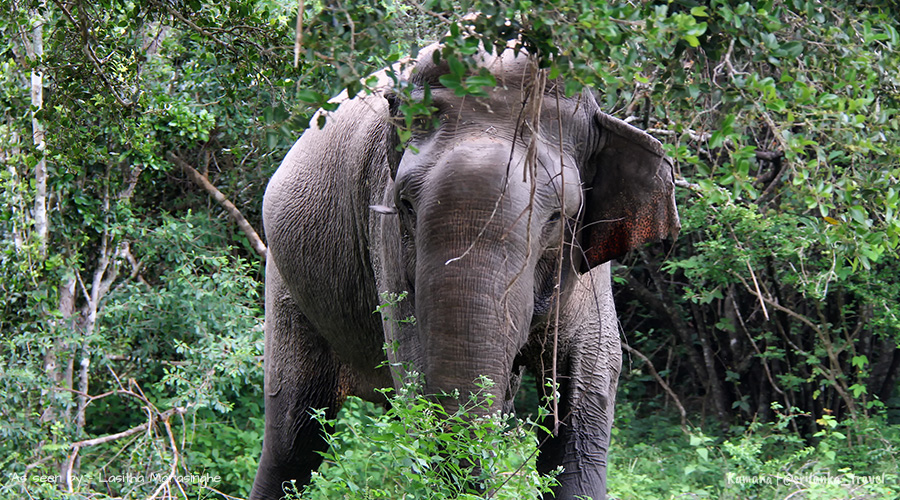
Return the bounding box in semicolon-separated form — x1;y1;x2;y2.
295;376;558;500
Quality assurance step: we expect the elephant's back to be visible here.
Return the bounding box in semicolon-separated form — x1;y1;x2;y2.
263;92;393;385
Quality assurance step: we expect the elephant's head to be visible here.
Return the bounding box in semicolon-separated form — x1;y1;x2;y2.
376;46;679;411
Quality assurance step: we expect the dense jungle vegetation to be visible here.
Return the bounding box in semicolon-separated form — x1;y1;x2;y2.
1;0;899;499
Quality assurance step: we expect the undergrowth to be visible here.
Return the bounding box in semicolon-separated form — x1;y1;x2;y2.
292;386;900;500
291;376;558;500
608;401;900;500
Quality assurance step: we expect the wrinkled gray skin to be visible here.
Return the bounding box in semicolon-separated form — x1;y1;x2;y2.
251;44;679;500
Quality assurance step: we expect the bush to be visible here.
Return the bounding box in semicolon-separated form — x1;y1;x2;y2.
296;376;558;500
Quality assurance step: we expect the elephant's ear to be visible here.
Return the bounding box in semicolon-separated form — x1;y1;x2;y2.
383;90;404;179
578;112;680;271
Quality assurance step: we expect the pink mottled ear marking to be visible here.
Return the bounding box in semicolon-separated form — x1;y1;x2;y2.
579;113;680;271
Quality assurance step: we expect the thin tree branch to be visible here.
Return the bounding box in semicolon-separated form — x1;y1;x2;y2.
675;177;702;192
732;272;858;416
72;419;152;449
51;0;134;108
147;410;185;500
746;260;770;321
294;0;304;67
167;152;267;260
149;0;266;54
728;291;800;432
622;342;688;430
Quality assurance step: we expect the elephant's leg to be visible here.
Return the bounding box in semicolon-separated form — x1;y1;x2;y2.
250;260;350;500
535;264;621;500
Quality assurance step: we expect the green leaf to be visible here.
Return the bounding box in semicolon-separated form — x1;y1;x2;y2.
465;74;497;89
438;73;463;90
448;56;466;77
297;89;324;104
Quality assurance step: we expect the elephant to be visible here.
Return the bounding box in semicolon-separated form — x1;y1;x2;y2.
250;42;679;500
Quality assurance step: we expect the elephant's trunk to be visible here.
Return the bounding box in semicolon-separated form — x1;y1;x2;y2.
416;258;532;412
413;141;535;413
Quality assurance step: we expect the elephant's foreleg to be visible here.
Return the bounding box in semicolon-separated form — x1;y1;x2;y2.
250;261;350;500
537;382;617;500
536;264;621;500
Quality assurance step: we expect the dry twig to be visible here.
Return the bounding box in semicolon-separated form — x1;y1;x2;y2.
167;152;268;260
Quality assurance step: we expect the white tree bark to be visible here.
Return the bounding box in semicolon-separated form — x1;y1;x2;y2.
26;18;47;258
30;8;47;255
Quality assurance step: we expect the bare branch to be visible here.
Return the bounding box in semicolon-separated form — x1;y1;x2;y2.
167;152;268;260
149;0;266;54
746;260;770;321
732;272;859;416
728;291;798;432
153;0;229;49
203;486;246;500
647;127;711;143
712;38;747;83
147;409;186;500
674;177;702;192
72;419;152;449
63;369;190;492
109;242;149;294
622;342;688;430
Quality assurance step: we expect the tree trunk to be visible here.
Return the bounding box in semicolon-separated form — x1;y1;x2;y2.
689;300;730;423
30;8;47;255
26;3;65;430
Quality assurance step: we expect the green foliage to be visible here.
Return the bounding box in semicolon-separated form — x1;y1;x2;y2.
1;0;296;494
98;213;264;409
185;413;265;494
1;214;264;498
298;376;558;500
608;402;900;500
595;0;900;428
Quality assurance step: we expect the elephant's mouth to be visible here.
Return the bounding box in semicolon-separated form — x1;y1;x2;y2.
533;254;563;318
533;295;553;317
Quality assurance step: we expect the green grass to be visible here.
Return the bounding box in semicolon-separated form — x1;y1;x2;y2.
607;402;900;500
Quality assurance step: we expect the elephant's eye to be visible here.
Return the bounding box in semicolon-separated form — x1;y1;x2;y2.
400;198;416;217
541;211;565;243
398;198;417;238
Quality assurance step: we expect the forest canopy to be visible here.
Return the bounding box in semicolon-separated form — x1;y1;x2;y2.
1;0;898;499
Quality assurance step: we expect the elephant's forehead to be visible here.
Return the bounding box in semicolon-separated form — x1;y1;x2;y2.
477;47;534;81
409;43;537;89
